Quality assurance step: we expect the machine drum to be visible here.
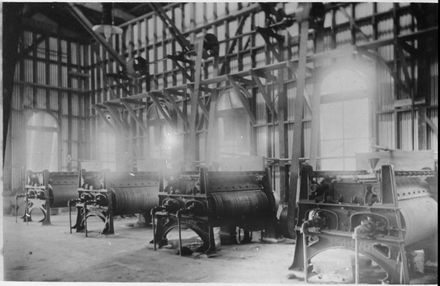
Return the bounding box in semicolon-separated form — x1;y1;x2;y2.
112;187;157;216
209;190;270;218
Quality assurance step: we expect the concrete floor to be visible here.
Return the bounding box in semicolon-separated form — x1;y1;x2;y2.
3;212;296;283
2;211;438;284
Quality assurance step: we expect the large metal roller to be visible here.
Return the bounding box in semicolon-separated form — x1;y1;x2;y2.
209;190;270;218
48;172;79;208
395;176;438;248
105;172;160;216
205;171;276;219
289;164;438;284
152;169;277;254
69;170;161;236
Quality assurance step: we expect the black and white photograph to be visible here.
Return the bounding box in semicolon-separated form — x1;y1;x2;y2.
1;1;438;284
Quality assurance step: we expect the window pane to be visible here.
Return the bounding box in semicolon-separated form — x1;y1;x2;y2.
319;66;372;171
320;102;343;140
344;158;357;170
343;99;370;139
26;112;58;171
321;158;344;170
344;138;370;157
321;139;344;158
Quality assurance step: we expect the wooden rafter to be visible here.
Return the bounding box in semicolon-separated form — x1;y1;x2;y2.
338;6;370;41
162;90;189;129
121;101;148;133
103;103;128;130
251;73;277;117
94;105;117;131
229;76;256;124
76;3;135;22
149;92;175;128
426;117;438;136
17;35;48;60
66;3;126;70
396;45;414;98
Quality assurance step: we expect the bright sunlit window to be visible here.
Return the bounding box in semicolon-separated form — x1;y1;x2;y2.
217;89;251;156
319;63;373;170
26;112;59;171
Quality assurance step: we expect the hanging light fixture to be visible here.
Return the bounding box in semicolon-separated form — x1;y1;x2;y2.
92;3;122;40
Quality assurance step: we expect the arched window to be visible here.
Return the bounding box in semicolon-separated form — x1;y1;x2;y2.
26;112;59;171
319;62;373;170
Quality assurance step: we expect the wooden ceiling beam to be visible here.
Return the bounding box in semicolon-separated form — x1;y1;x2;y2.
21;17;89;43
76;3;136;22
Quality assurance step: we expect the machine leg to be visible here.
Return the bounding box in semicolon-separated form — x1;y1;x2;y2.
354;236;360;284
302;232;308;283
152;211;157;251
42;189;51;225
177;211;183;256
84;202;88;237
68;201;72;234
15;196;18;223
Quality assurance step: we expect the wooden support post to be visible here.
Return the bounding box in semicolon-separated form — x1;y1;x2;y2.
206;90;219;164
57;33;63;169
287;4;310;238
67;41;73;171
188;37;205;169
278;67;288;205
309;11;326;170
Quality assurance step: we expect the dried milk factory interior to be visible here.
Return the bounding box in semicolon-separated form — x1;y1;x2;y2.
1;2;438;284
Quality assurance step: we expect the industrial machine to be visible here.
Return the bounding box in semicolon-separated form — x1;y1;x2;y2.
289;162;438;284
151;168;277;255
69;170;161;236
15;170;79;224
